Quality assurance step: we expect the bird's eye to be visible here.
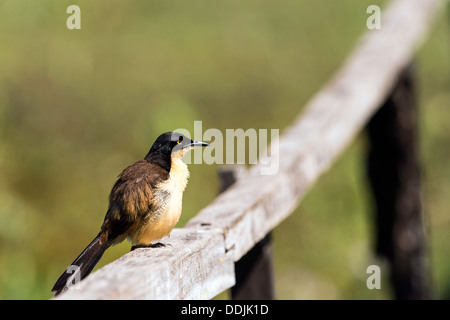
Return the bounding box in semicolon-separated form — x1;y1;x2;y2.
177;136;183;144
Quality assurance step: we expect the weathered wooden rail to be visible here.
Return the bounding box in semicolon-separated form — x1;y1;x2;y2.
55;0;445;300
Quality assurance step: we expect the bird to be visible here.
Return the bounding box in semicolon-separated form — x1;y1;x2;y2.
51;132;209;296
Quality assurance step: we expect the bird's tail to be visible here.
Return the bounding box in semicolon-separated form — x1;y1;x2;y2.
52;233;110;296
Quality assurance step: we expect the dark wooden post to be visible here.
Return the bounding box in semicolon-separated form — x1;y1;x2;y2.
218;166;275;300
366;62;431;299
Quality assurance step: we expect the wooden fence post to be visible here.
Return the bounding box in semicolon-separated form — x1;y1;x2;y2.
54;0;443;300
218;166;275;300
366;62;431;299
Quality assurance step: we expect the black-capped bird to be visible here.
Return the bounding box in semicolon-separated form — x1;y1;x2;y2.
52;132;208;295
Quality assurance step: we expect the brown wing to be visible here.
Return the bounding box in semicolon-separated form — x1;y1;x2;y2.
99;160;169;244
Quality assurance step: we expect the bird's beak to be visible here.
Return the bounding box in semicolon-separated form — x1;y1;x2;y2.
188;140;209;148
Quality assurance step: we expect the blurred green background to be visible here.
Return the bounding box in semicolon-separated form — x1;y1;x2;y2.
0;0;448;299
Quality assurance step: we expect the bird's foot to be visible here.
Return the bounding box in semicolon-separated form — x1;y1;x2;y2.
130;242;170;251
149;242;167;248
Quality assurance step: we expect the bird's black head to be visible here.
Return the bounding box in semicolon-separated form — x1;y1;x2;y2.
145;132;208;170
